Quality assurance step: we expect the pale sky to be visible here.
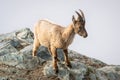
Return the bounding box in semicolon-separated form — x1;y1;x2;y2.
0;0;120;65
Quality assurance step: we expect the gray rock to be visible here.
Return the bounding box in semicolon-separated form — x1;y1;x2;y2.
0;28;120;80
43;61;120;80
96;66;120;80
44;61;88;80
37;46;52;60
15;28;34;44
0;40;18;53
0;28;34;47
0;52;23;66
0;76;9;80
0;28;44;70
16;56;44;69
68;50;107;68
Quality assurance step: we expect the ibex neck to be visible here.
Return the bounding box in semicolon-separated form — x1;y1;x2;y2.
62;23;75;42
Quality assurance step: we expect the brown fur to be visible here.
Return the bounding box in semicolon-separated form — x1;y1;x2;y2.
32;10;88;73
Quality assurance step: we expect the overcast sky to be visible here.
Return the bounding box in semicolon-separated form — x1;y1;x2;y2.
0;0;120;65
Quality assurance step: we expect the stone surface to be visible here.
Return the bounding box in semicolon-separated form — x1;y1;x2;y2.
0;28;120;80
44;61;120;80
44;61;87;80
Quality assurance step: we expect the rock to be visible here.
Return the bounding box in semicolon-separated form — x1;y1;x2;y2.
68;50;107;68
0;28;34;47
0;40;18;53
0;28;44;69
0;28;119;80
44;61;88;80
15;28;34;44
44;61;120;80
37;46;52;60
0;76;9;80
96;65;120;80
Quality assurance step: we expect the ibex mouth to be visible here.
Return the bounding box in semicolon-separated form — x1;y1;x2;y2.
83;36;87;38
83;34;88;38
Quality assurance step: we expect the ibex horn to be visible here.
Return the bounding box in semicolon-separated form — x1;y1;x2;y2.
75;11;81;18
79;9;85;21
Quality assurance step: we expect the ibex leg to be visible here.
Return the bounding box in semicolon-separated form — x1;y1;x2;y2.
50;47;58;74
32;38;40;57
63;49;72;68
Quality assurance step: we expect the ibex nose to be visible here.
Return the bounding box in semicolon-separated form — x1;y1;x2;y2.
83;33;88;38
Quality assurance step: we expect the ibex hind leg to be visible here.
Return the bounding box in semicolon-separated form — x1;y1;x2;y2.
32;38;40;57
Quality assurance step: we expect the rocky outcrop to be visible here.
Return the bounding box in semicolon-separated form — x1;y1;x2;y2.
0;28;119;80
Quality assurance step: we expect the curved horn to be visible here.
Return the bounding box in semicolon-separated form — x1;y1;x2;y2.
79;9;85;21
75;11;81;17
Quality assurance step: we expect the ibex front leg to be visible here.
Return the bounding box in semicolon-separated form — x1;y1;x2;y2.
63;49;72;68
32;38;40;57
50;47;58;74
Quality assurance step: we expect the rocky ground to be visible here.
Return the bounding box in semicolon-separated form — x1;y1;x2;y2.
0;28;120;80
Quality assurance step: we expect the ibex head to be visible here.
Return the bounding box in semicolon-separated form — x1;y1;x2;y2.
72;9;88;38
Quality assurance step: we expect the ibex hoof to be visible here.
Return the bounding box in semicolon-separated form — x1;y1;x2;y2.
32;54;36;57
54;69;59;74
66;64;72;68
32;55;37;57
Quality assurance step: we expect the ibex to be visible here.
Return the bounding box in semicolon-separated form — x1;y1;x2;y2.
32;10;88;73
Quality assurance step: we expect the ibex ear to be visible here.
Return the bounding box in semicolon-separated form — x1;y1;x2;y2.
72;15;76;24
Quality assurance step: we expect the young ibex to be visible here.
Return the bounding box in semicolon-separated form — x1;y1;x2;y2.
32;10;88;73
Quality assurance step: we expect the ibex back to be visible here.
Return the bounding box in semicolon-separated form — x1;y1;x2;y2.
32;9;88;73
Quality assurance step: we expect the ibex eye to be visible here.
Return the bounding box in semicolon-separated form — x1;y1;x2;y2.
79;27;82;30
